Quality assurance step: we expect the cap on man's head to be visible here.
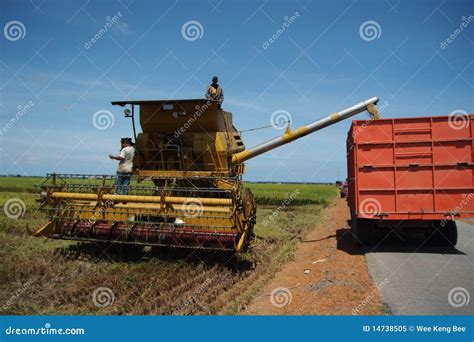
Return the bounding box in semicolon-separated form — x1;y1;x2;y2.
212;76;218;82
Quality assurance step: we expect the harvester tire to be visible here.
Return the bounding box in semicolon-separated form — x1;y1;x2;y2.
241;188;256;252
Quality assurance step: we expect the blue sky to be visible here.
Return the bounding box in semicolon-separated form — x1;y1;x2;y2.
0;0;472;182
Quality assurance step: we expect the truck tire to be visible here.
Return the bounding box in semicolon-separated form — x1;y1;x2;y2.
430;221;458;247
352;218;375;247
444;221;458;246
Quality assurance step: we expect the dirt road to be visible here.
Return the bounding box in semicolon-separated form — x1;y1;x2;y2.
245;198;384;315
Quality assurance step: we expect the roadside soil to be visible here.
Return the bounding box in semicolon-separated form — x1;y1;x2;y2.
244;198;385;315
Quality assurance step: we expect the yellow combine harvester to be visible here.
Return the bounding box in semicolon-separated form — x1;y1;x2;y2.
35;97;379;251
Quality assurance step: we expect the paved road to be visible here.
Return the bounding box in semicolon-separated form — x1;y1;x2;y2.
365;220;474;315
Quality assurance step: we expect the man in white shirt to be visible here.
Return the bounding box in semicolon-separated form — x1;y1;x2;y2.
109;137;135;195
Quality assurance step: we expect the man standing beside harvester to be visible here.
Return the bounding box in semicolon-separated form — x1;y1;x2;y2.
109;137;135;195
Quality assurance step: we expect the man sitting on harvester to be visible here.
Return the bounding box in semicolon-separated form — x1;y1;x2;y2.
205;76;224;108
109;137;135;195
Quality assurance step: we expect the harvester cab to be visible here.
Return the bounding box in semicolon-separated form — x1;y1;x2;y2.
35;97;379;252
113;99;246;178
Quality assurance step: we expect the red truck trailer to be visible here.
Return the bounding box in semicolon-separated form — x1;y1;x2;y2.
347;114;474;246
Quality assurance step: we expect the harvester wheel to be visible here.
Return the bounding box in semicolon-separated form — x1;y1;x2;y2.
240;188;256;252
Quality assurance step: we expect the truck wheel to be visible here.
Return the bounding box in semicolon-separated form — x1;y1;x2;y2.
351;218;362;246
445;221;458;247
351;215;363;246
364;219;376;246
430;221;458;247
352;218;375;247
